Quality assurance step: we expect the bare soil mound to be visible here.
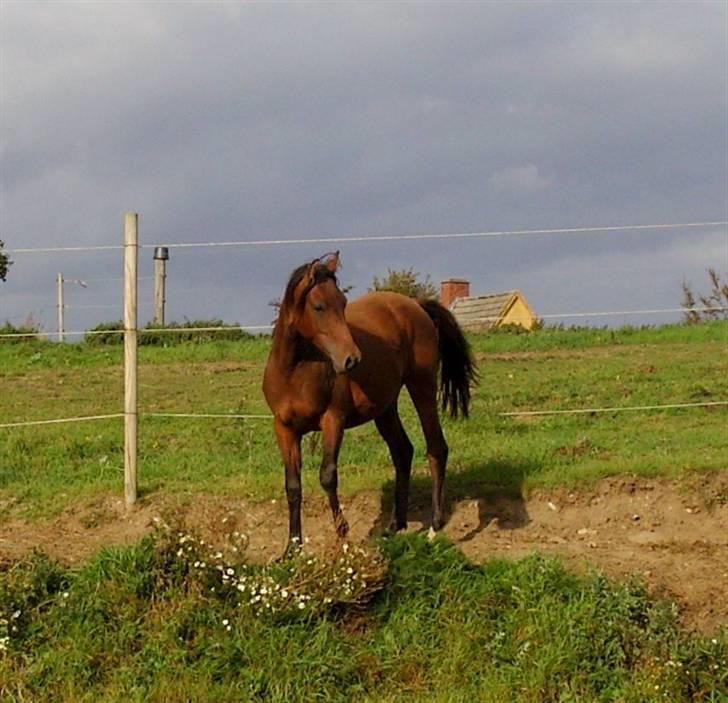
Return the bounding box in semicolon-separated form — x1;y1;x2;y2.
2;474;726;632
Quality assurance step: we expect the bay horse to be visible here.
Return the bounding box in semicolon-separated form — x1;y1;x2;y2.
262;252;477;554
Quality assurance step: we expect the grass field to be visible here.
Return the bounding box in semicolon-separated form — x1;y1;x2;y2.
1;322;727;701
1;321;726;518
1;531;726;702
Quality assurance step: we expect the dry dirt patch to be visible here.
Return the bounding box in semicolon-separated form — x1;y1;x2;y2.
1;475;726;632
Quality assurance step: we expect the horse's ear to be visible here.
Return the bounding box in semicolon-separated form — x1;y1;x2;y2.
325;251;340;274
304;259;319;285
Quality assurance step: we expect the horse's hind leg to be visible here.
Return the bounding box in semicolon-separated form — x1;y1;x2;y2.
319;411;349;538
375;403;414;531
407;373;449;530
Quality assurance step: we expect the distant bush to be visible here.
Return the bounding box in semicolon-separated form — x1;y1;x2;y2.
139;319;251;345
85;319;251;346
0;239;11;282
0;320;42;343
370;267;438;299
83;320;124;345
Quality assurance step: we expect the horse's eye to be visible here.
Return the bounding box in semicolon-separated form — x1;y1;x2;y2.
313;303;325;313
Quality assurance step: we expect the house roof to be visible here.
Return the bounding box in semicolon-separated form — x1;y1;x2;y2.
449;290;534;329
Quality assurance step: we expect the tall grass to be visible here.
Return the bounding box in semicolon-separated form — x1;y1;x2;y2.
1;532;725;702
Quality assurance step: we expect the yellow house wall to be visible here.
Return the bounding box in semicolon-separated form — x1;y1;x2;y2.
500;297;535;330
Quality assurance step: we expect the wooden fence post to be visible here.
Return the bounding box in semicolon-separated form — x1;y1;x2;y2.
56;273;65;342
124;213;139;507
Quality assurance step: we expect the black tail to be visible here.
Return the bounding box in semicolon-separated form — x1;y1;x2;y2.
418;299;478;418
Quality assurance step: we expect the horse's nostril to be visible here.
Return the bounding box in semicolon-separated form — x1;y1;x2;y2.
345;356;359;372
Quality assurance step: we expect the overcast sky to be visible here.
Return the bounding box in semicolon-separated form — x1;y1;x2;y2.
1;0;726;336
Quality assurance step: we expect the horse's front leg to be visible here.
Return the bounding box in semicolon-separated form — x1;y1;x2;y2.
274;419;303;554
319;411;349;538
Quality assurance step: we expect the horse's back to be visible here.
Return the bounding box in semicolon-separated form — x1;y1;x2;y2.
338;292;438;425
346;291;439;378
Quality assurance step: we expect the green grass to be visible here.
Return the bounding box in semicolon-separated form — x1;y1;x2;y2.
2;325;726;701
1;322;727;518
1;532;725;702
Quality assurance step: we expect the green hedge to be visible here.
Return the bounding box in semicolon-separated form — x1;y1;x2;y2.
84;319;252;346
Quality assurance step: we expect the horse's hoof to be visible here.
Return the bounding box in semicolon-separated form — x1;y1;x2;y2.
387;519;407;534
432;514;446;531
335;516;350;538
427;526;437;542
280;538;303;561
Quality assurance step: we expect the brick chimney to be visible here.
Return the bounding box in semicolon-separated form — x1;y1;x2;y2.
440;279;470;308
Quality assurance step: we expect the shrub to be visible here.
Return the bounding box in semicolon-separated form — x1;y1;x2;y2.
0;240;11;282
85;319;252;346
0;320;42;343
370;267;438;299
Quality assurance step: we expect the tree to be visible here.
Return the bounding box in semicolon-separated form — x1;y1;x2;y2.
0;240;11;282
370;267;438;299
681;268;728;323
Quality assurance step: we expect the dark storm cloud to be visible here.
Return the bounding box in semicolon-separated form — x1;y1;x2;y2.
1;1;725;332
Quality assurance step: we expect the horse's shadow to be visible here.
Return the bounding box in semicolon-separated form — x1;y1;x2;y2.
371;458;535;542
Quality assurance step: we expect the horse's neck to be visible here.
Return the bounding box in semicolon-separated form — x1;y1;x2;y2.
270;322;324;373
269;322;298;373
266;320;336;423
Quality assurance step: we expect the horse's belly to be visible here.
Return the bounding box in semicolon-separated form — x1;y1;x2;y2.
343;375;400;428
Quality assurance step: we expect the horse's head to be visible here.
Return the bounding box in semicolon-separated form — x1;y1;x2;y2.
284;252;361;374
